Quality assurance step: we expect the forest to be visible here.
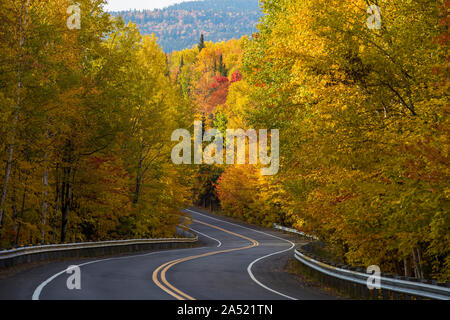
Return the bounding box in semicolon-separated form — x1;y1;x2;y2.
0;0;448;282
0;0;193;246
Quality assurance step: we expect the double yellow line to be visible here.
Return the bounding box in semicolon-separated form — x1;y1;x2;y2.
152;219;259;300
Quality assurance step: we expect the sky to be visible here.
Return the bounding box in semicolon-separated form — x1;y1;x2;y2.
104;0;196;11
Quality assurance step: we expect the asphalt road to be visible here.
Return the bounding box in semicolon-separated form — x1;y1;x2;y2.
0;208;333;300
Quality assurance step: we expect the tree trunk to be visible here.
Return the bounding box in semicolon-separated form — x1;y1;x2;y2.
133;153;143;205
412;247;424;279
11;188;18;237
42;167;48;242
53;163;60;243
134;174;142;205
15;187;26;245
60;167;71;243
416;247;424;278
403;257;411;277
41;122;50;243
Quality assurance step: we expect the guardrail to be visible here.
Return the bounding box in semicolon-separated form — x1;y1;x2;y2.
0;227;198;270
295;248;450;300
273;223;450;300
273;224;318;240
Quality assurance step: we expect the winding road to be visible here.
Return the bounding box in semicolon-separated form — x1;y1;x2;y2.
0;208;332;300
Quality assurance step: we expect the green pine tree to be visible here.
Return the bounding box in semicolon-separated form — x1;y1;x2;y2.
218;54;227;76
198;34;205;52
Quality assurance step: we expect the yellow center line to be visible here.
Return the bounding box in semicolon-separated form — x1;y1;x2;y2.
152;219;260;300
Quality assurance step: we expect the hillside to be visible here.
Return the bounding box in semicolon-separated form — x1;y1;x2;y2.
111;0;262;52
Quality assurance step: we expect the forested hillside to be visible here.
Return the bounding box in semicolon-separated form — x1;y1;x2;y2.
111;0;261;52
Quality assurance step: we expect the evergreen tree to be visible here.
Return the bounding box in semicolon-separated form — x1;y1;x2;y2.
218;53;228;76
198;34;205;52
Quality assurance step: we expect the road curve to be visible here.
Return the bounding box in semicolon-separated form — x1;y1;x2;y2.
0;208;333;300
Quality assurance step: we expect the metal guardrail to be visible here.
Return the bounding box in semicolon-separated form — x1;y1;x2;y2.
295;249;450;300
0;227;198;270
273;224;318;240
273;223;450;300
